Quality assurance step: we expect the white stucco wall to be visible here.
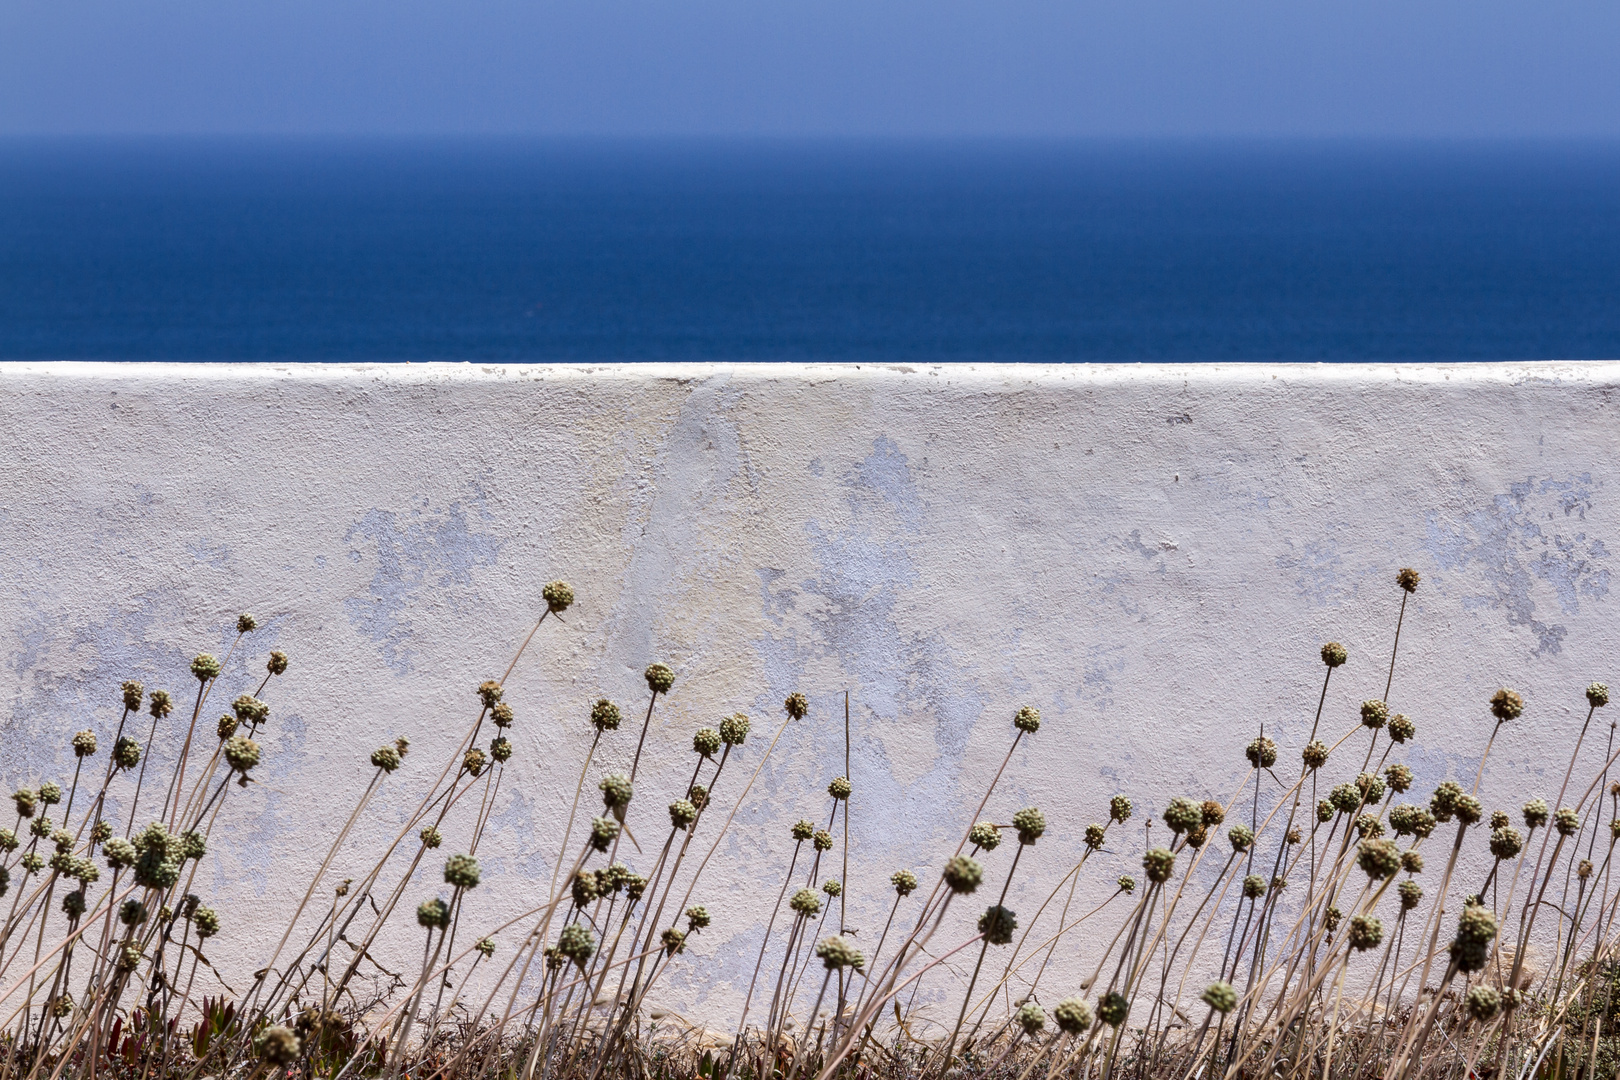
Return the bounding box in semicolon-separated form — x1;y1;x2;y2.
1;362;1616;1026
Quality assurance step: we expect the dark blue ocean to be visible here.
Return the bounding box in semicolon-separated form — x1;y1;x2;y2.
2;140;1618;361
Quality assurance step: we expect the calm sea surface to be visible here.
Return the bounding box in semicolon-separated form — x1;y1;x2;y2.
1;140;1618;362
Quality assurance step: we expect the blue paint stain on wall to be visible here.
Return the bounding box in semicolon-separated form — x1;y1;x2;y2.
1425;475;1611;657
343;499;501;673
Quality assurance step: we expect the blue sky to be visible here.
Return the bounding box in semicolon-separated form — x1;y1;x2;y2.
1;0;1617;137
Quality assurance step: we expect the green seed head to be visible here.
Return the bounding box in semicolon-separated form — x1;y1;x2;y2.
121;680;144;712
223;735;261;773
1013;706;1041;733
113;736;142;769
784;693;809;720
685;905;711;931
190;654;221;682
1587;683;1610;708
11;789;35;818
1302;741;1329;770
477;681;503;708
693;728;722;758
791;819;815;841
1555;807;1580;836
1523;798;1550;829
1202;981;1238;1013
828;776;852;800
542;580;575;613
267;651;289;676
1245;736;1277;769
417;898;450;929
943;855;984;894
1347;914;1383;951
490;736;513;763
812;829;834;852
1117;875;1136;893
1163;797;1202;834
1053;997;1093;1034
1398;879;1423;910
644;663;675;694
1490;826;1524;860
444;854;481;890
661;927;687;955
790;888;822;918
1489;688;1524;721
1402;849;1425;874
1227;824;1254;852
1430;781;1465;822
1357;839;1401;880
589;816;620;851
1321;642;1347;667
1142;847;1176;884
1013;806;1047;844
420;825;442;849
599;773;634;809
1109;795;1133;823
475;937;496;958
462;748;487;777
1465;985;1502;1022
720;713;750;745
1384;764;1414;794
891;869;918;897
1356;771;1387;804
1097;992;1129;1028
1361;700;1389;728
978;905;1017;945
669;800;699;829
119;899;148;926
558;923;596;965
1388;714;1416;743
821;878;842;898
815;935;864;970
1329;784;1361;815
1017;1002;1047;1035
233;695;269;724
371;745;402;773
591;699;622;731
38;782;61;806
1354;814;1384;840
1084;823;1107;849
1242;874;1265;899
492;702;514;728
72;730;97;758
148;689;173;718
103;837;136;869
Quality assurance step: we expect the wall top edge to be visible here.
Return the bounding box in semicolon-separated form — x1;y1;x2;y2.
3;360;1620;388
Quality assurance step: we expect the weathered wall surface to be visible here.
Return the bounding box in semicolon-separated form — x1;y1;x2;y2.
1;362;1616;1025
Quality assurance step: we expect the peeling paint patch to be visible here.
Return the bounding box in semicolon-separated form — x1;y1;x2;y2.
1426;475;1611;657
343;500;501;673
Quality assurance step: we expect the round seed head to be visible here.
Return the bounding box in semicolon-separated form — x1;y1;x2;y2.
687;784;708;809
1456;903;1498;944
812;829;834;852
591;699;622;731
1430;781;1464;822
790;888;822;917
1053;996;1093;1034
72;730;97;758
1270;876;1288;892
1354;814;1384;839
1490;810;1509;830
103;837;136;869
1202;981;1238;1013
589;816;620;851
1361;700;1389;729
1402;849;1425;874
1142;847;1176;884
943;855;984;894
1588;682;1611;708
1096;992;1129;1028
115;944;142;972
1554;807;1580;836
90;821;111;843
1013;706;1041;733
181;830;206;860
1578;858;1594;879
121;680;144;711
1384;764;1413;794
1117;875;1136;893
1013;806;1047;844
490;736;513;763
1323;907;1342;933
1245;736;1277;769
821;878;842;898
1347;915;1383;951
1610;819;1620;840
120;899;148;926
1330;783;1362;815
978;905;1017;945
1227;824;1255;852
1388;714;1416;743
558;923;597;965
1200;800;1226;828
371;745;402;772
257;1026;300;1066
1185;826;1208;849
1466;985;1501;1022
233;695;269;724
1490;826;1524;860
827;776;852;800
571;871;601;907
267;651;289;675
1321;642;1347;667
1286;827;1302;845
1358;839;1401;880
420;825;442;848
491;703;514;728
113;736;142;769
685;905;711;931
661;927;687;955
1163;797;1202;834
190;654;221;682
223;735;260;773
815;935;864;970
148;689;173;718
216;715;238;740
1109;795;1133;823
693;727;722;757
1084;823;1107;849
475;937;496;958
542;580;575;613
599;773;634;809
30;816;52;839
12;789;35;818
38;782;61;805
417;898;450;929
669;800;699;829
1454;794;1483;825
791;819;815;841
644;663;675;694
1396;567;1420;593
784;692;809;720
891;869;918;896
444;854;481;890
1356;771;1387;805
20;853;43;874
624;874;648;902
61;890;86;918
720;713;750;745
1398;879;1423;910
1017;1002;1047;1035
1523;798;1550;829
1302;741;1329;770
463;748;487;777
1489;688;1524;721
477;681;503;708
